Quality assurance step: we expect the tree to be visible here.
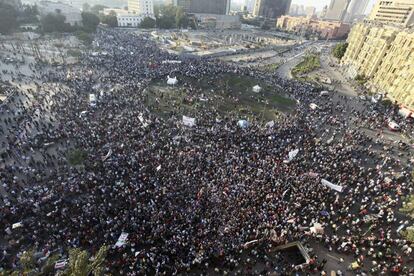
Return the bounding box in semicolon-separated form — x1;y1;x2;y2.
62;245;108;276
0;2;18;34
90;4;108;15
156;5;177;29
19;4;39;24
332;42;348;59
101;14;117;27
41;13;71;33
140;16;156;28
81;11;100;32
82;2;90;12
175;7;188;29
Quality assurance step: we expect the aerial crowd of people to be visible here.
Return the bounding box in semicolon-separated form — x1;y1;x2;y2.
0;29;413;275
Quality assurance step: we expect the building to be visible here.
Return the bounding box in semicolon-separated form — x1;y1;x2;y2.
324;0;351;21
117;14;143;27
253;0;292;19
277;15;351;39
369;0;414;27
173;0;230;15
289;4;305;16
128;0;154;17
305;6;316;17
194;14;241;29
371;29;414;108
343;0;369;22
37;1;82;26
342;21;414;109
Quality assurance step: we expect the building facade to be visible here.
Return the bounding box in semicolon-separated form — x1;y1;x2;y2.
342;21;414;109
324;0;351;21
173;0;230;15
253;0;292;19
277;15;351;39
343;0;369;23
128;0;154;17
37;1;82;26
369;0;414;27
117;14;143;27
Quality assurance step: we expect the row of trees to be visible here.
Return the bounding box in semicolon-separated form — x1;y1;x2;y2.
2;245;108;275
0;3;39;35
141;5;195;29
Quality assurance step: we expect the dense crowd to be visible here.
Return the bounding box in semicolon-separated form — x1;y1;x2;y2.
0;29;413;275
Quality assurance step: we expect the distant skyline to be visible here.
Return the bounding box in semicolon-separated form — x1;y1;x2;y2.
291;0;377;13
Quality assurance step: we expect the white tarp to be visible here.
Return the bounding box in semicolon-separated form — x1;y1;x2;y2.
320;91;329;96
115;232;129;247
183;116;196;127
310;223;324;234
238;120;249;129
388;121;400;130
288;149;299;161
321;179;343;192
167;76;178;85
399;108;412;119
310;103;319;110
12;222;23;229
252;85;262;93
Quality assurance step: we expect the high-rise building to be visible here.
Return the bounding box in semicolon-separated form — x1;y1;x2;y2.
173;0;230;15
324;0;351;21
253;0;292;19
305;6;316;17
369;0;414;27
344;0;369;22
128;0;154;17
342;21;414;109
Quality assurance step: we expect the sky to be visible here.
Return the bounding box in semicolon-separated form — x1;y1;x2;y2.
291;0;377;13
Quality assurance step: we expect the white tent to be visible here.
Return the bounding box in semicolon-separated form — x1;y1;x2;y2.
310;103;319;110
252;85;262;93
388;121;400;131
183;115;196;127
238;120;249;129
321;179;343;192
167;76;178;85
265;121;275;128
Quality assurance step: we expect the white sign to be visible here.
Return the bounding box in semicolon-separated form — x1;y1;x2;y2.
183;116;196;127
115;232;129;248
321;179;343;192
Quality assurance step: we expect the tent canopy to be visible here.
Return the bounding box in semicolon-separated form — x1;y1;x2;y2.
238;120;249;129
167;76;178;85
252;85;262;93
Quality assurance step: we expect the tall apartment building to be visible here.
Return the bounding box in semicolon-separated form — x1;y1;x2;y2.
324;0;351;21
173;0;230;15
344;0;369;22
342;21;414;109
128;0;154;17
253;0;292;19
369;0;414;27
371;30;414;107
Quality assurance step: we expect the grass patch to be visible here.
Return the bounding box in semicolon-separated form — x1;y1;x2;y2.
146;74;295;121
292;54;320;78
258;63;281;72
67;49;82;58
67;149;87;166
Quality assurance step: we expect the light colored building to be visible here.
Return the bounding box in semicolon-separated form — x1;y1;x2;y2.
342;21;414;109
305;6;316;17
276;15;351;39
253;0;292;19
173;0;230;15
194;13;241;29
128;0;154;17
370;29;414;108
37;1;82;26
369;0;414;27
324;0;351;21
344;0;369;22
117;14;143;27
102;8;128;16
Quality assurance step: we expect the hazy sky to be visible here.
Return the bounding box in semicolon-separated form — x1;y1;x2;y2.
291;0;377;13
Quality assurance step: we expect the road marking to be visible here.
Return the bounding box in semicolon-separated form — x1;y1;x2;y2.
327;254;341;262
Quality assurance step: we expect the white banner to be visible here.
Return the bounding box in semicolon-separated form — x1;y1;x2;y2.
183;116;196;127
321;179;343;192
115;232;129;247
288;149;299;161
